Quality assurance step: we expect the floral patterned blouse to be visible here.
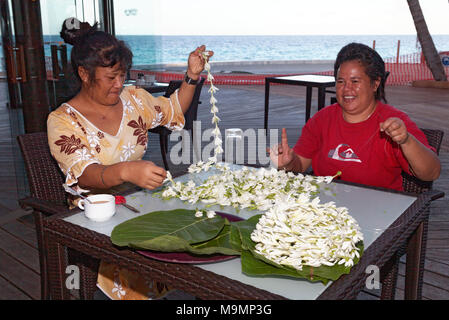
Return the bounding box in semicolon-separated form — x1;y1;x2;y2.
47;85;185;300
47;85;185;189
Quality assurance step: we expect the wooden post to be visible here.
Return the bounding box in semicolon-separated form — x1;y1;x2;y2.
373;40;376;50
9;0;50;133
396;40;401;64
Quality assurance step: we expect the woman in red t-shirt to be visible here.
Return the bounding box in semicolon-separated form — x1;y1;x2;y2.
269;43;441;191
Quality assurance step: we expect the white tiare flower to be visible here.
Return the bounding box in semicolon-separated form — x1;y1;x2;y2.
212;114;220;124
112;281;126;299
206;210;216;218
163;170;174;184
204;62;211;72
207;73;214;82
150;112;163;129
123;99;134;115
208;84;219;93
214;136;222;146
120;141;136;161
86;128;100;147
74;148;92;161
210;105;219;113
195;210;204;218
210;96;218;105
132;94;144;109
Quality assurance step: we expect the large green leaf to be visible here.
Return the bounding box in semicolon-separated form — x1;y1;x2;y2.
191;225;241;255
231;215;261;251
233;214;364;284
111;209;225;249
241;250;329;284
111;209;240;255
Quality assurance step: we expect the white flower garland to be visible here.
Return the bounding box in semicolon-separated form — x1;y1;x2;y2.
202;51;223;166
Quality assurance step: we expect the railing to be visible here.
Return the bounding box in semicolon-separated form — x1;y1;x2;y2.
45;50;449;86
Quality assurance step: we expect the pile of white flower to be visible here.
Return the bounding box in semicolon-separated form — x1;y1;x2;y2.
251;196;363;269
163;166;331;211
162;165;363;269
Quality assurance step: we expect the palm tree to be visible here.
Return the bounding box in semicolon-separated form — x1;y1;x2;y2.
407;0;447;81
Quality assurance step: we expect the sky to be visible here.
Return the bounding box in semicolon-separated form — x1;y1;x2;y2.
41;0;449;35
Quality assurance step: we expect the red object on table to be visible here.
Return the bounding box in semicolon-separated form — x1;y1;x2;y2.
115;195;126;205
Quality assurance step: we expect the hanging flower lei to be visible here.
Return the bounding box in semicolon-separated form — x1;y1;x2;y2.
183;51;224;175
203;51;223;161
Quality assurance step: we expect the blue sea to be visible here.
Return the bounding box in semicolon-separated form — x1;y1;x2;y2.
40;34;449;66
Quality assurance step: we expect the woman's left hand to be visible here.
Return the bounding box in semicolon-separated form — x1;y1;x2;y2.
380;117;409;145
186;45;214;78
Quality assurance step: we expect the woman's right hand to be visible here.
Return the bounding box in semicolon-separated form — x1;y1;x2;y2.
267;128;295;169
122;160;167;190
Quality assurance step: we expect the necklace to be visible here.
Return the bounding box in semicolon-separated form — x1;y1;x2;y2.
343;100;378;123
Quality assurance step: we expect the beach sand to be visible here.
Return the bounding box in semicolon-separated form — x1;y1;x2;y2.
135;60;335;75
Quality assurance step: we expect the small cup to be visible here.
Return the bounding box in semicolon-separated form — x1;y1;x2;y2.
225;128;244;164
78;194;116;222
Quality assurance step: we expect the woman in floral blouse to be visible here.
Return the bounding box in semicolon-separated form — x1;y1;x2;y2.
47;19;212;300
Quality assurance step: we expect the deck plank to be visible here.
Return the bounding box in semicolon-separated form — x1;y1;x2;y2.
0;227;40;273
0;249;40;300
0;219;38;248
0;275;31;300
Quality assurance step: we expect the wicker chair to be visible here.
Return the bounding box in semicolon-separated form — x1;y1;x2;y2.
149;77;205;170
379;128;444;299
17;132;99;300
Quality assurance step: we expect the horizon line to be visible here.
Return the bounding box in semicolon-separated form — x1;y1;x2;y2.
43;33;449;37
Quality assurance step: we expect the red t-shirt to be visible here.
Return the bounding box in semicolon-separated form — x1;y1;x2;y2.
293;102;435;191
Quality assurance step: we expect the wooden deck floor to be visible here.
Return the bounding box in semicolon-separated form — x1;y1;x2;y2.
0;82;448;300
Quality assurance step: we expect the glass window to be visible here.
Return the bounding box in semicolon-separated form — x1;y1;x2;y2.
113;0;161;67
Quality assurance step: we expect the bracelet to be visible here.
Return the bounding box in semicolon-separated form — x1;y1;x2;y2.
100;166;108;187
399;132;410;145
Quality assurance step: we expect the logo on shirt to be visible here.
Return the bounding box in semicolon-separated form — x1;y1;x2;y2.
328;144;362;163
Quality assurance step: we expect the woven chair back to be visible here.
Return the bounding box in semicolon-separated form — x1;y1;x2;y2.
163;77;205;131
402;128;444;194
17;131;67;206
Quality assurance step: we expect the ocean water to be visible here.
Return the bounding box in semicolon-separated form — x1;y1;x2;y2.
41;34;449;66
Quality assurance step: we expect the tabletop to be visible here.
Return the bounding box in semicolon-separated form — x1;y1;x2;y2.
124;81;169;94
58;164;426;300
268;74;336;85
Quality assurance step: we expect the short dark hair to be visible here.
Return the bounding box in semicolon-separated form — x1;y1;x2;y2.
60;19;133;84
334;42;387;103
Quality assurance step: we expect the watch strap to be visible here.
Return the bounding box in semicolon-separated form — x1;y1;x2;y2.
184;73;198;85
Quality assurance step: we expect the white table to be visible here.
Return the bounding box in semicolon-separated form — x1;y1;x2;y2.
62;165;418;300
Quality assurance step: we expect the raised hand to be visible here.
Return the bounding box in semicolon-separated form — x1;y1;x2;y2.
267;128;296;169
187;45;214;77
380;117;409;145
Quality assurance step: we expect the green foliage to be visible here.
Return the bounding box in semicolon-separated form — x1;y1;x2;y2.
111;210;363;284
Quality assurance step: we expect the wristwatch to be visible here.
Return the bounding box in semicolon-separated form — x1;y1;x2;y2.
184;72;198;85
